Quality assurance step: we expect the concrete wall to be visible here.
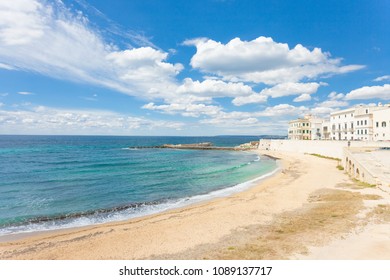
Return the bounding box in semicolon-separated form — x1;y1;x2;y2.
342;148;377;185
259;139;390;159
259;139;390;186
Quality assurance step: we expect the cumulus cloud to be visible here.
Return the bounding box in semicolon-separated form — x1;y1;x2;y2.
317;100;349;108
261;82;322;98
373;75;390;82
293;94;311;102
185;36;364;85
0;62;14;70
0;0;182;98
309;106;335;117
315;91;349;108
199;113;259;127
328;91;345;100
233;82;321;106
17;91;34;95
254;104;308;117
0;105;184;135
199;104;309;130
345;84;390;100
142;102;222;118
176;78;254;98
232;94;268;106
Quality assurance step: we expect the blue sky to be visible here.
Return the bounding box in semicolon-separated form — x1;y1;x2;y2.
0;0;389;136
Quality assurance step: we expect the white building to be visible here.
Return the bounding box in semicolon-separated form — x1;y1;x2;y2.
288;115;324;140
288;116;310;140
373;106;390;141
288;103;390;141
353;105;376;141
330;108;355;140
310;116;325;140
321;120;331;140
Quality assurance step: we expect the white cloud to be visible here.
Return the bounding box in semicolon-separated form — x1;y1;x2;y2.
143;102;222;118
293;94;311;102
0;0;182;98
315;91;349;108
176;78;254;98
261;82;322;98
0;62;14;70
200;114;259;127
155;78;259;107
309;106;335;117
328;91;345;100
254;104;308;117
232;93;268;106
317;100;349;108
345;84;390;100
17;91;34;95
233;82;321;106
373;75;390;82
0;105;184;135
185;36;364;85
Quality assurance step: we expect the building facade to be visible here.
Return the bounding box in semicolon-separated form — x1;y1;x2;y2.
288;103;390;141
288;115;324;140
353;105;376;141
373;107;390;141
321;120;331;140
330;108;355;140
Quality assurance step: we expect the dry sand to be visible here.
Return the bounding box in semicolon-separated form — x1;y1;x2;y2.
1;150;390;260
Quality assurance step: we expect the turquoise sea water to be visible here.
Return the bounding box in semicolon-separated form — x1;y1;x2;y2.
0;135;278;236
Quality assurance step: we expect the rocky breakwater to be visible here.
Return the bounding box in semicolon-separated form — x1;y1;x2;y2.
128;141;259;151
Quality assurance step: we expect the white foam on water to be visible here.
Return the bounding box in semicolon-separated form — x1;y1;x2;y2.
0;156;280;240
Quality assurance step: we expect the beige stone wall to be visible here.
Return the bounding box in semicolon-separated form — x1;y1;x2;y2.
342;148;377;185
258;139;390;159
259;139;390;186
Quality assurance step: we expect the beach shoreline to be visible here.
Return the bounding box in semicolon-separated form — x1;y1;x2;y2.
0;150;279;243
1;149;390;259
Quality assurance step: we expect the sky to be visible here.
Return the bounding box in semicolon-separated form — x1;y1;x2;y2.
0;0;389;136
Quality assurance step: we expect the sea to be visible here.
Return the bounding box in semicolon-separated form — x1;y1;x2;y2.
0;135;278;238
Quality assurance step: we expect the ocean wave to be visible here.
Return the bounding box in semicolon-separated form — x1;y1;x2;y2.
0;163;280;239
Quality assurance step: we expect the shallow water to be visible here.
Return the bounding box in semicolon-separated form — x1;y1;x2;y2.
0;135;277;236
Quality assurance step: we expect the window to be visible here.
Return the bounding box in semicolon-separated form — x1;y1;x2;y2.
376;122;379;127
357;121;360;125
366;109;368;114
382;122;387;127
357;130;359;135
365;129;367;134
365;120;367;125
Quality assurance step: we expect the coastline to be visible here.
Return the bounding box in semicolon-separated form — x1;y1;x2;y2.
0;150;278;242
1;150;390;259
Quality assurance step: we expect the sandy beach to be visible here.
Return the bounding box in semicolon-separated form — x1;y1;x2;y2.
1;150;390;260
